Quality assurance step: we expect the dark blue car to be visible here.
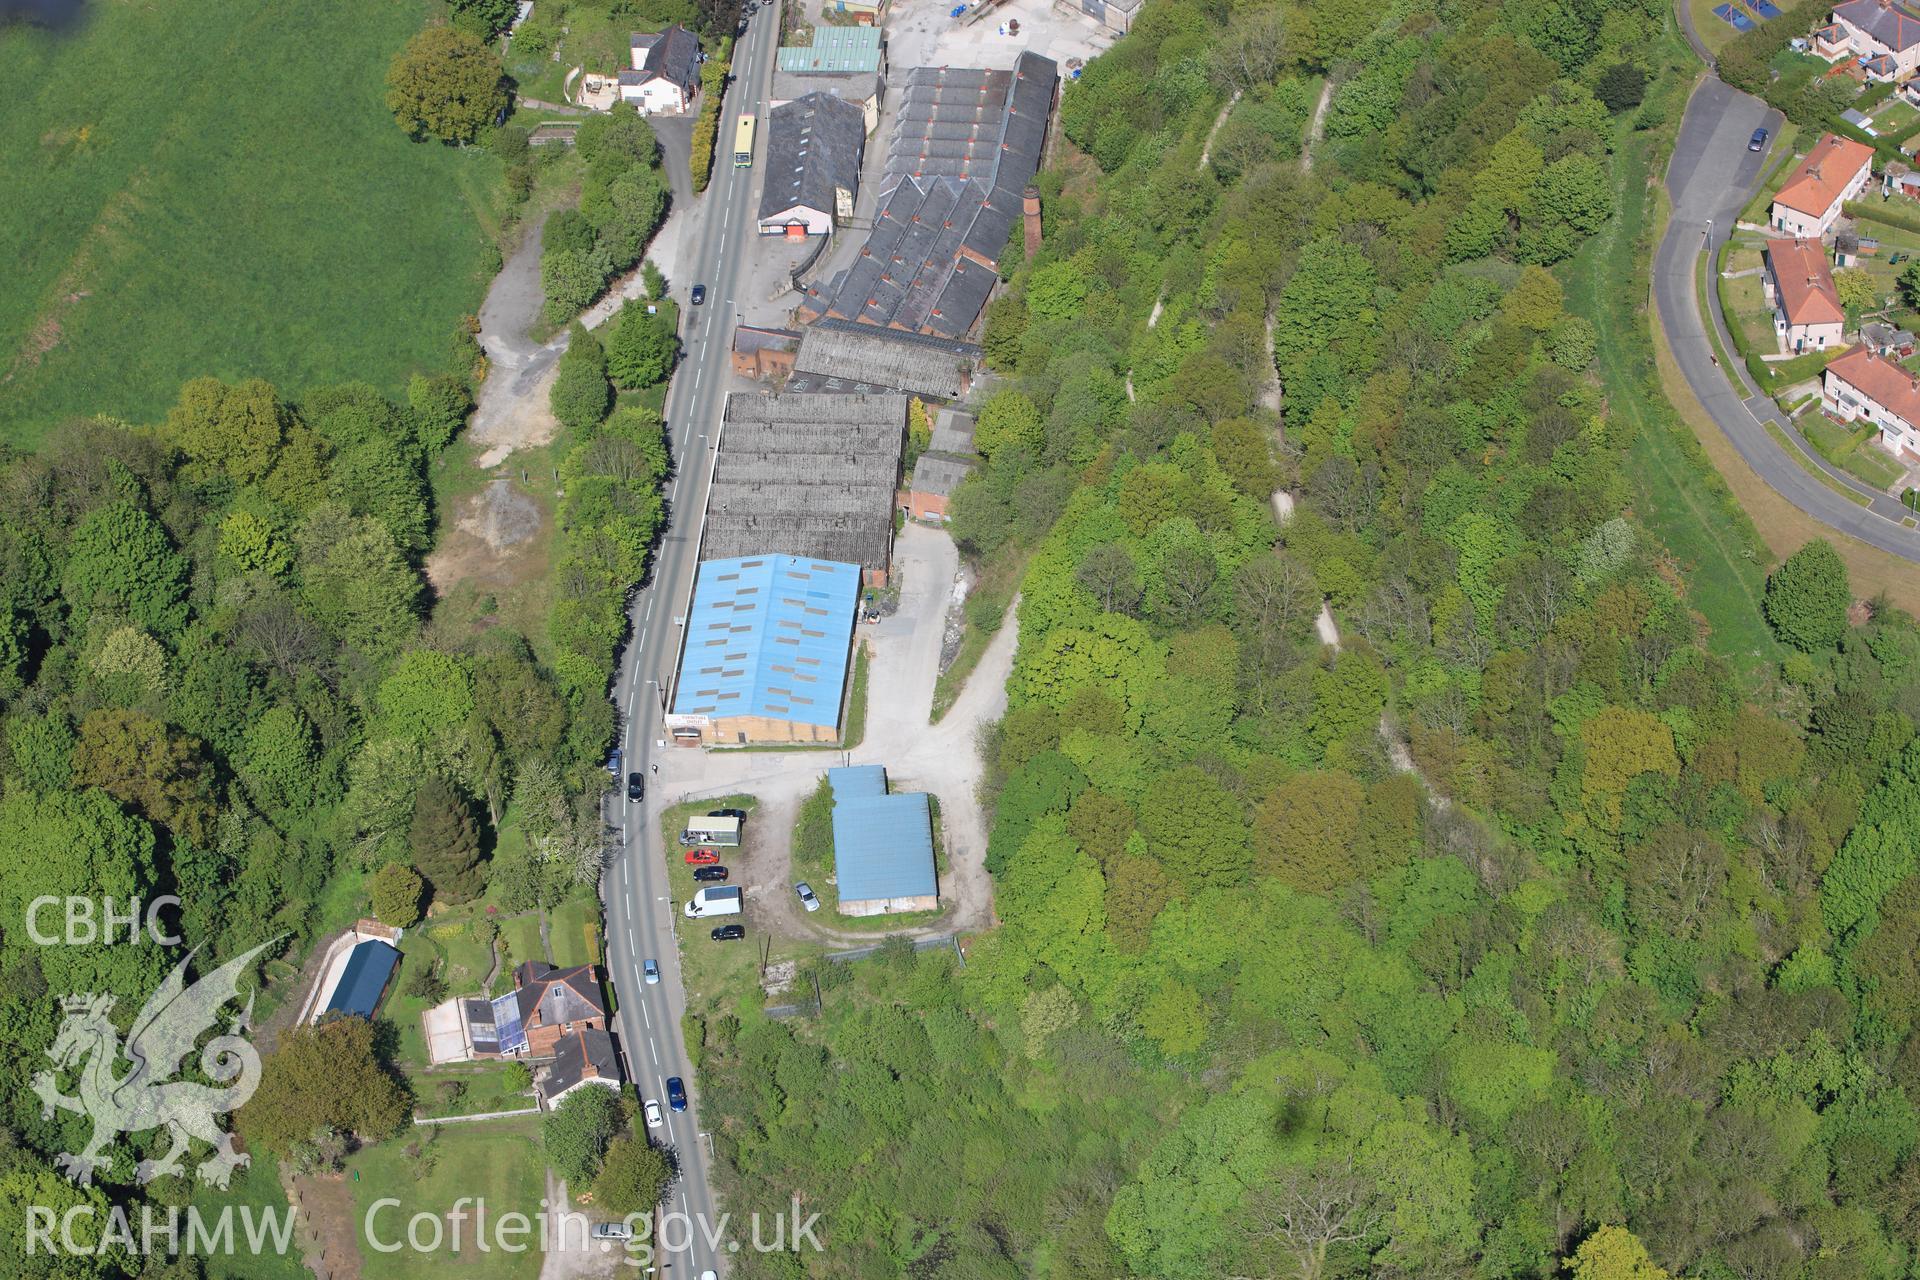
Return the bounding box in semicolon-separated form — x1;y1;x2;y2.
1749;127;1769;153
666;1076;687;1112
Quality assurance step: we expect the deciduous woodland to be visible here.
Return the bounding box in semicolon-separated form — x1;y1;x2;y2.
697;3;1920;1278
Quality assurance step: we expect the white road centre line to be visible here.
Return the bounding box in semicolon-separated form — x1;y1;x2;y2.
647;1037;659;1066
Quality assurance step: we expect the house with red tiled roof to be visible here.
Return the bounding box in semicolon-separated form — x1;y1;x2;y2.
1771;133;1876;238
1822;344;1920;460
1827;1;1920;79
1763;238;1846;353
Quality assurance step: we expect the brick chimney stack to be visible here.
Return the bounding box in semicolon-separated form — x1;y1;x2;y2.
1023;184;1042;257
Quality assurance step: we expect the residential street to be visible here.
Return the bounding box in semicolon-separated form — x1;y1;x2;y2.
1653;76;1920;563
591;9;783;1276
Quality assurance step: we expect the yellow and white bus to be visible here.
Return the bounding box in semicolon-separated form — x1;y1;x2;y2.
733;114;756;168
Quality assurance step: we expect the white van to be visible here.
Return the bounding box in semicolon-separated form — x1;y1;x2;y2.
683;886;743;918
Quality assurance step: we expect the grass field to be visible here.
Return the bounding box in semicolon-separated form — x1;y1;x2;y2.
349;1115;547;1280
193;1153;311;1280
0;0;504;441
1571;105;1786;675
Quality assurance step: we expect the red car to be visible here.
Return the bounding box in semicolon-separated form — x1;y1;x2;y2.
684;849;720;866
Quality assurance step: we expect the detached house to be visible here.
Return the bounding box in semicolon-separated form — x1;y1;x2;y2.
1763;238;1846;353
511;961;608;1057
537;1027;622;1110
1770;133;1875;238
621;25;700;114
1821;1;1920;80
1822;344;1920;460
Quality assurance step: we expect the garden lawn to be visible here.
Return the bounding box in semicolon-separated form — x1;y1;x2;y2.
0;0;503;442
497;913;548;971
1802;414;1910;489
413;1063;537;1119
1868;96;1920;141
549;896;601;968
349;1116;547;1280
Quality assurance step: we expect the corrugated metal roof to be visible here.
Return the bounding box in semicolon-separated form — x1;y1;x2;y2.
672;556;859;727
829;764;888;800
324;940;399;1019
777;26;884;73
833;791;937;901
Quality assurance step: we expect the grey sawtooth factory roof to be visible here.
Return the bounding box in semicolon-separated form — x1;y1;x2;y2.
798;51;1057;340
760;93;867;224
793;319;980;399
701;393;909;571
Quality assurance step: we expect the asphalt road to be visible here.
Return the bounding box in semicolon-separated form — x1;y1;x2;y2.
597;10;779;1274
1653;77;1920;563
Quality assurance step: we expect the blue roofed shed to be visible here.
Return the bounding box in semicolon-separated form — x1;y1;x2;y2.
669;556;859;745
829;763;887;800
828;766;938;915
322;939;399;1020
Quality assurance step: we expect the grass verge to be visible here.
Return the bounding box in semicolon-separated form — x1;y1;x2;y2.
1570;104;1785;673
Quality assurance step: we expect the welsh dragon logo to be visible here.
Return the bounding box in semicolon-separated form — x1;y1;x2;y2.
32;939;279;1188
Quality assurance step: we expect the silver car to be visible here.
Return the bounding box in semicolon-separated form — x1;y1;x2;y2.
794;882;820;912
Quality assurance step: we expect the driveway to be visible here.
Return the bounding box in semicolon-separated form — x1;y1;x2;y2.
652;524;1013;944
1653;76;1920;563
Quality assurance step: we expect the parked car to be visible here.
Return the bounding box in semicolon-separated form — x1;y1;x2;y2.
605;747;622;776
710;924;746;941
666;1076;687;1111
591;1222;632;1240
684;848;721;865
626;772;644;802
707;808;747;822
1749;127;1769;152
690;284;707;305
735;18;747;34
794;882;820;912
644;1099;664;1129
643;958;660;985
692;865;729;883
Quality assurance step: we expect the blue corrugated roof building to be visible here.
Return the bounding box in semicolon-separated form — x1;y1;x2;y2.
323;940;400;1020
828;766;937;907
829;764;887;801
672;556;859;731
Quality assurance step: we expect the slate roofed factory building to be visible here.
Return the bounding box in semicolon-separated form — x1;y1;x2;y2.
797;52;1059;340
759;92;867;237
792;319;979;399
669;556;861;746
700;392;908;584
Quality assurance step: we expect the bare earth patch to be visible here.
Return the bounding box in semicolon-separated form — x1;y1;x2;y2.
284;1170;363;1280
425;478;546;595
